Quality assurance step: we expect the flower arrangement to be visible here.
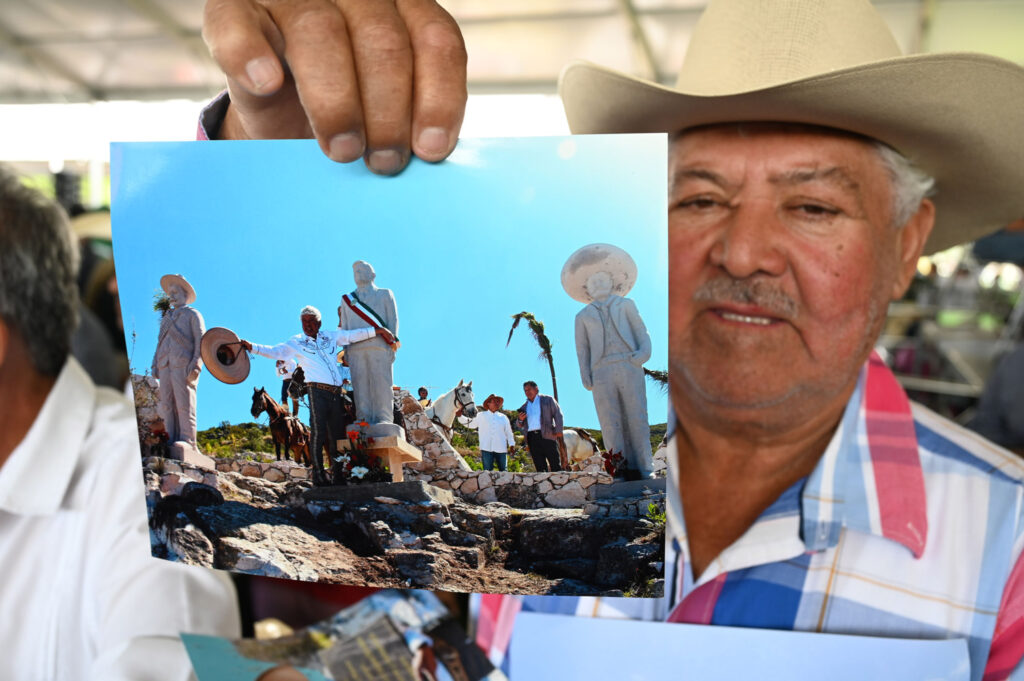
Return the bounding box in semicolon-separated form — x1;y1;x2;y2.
332;422;390;484
601;449;626;477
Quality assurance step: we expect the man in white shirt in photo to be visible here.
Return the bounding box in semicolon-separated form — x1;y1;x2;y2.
241;306;394;486
458;393;515;472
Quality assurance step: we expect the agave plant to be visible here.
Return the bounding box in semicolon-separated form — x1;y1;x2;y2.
506;311;558;401
152;290;171;317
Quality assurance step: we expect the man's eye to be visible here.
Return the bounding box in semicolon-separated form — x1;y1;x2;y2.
794;203;839;217
678;197;719;210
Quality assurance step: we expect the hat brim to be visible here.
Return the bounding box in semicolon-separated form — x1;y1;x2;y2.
561;243;638;303
160;274;197;305
560;53;1024;254
200;327;250;385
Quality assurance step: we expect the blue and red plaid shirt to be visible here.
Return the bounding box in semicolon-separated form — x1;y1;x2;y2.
477;354;1024;680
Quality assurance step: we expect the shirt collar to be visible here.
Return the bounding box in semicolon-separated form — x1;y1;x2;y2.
801;351;928;558
0;357;96;515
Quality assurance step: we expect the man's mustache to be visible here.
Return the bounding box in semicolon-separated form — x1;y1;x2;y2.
691;278;799;319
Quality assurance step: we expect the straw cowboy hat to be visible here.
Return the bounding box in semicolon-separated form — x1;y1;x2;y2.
200;327;251;384
159;274;196;305
559;0;1024;254
561;243;638;304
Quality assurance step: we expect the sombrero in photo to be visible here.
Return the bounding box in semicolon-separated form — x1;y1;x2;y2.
201;327;250;384
561;243;638;303
558;0;1024;254
160;274;196;304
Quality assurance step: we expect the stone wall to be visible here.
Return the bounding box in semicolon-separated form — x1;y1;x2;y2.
408;468;613;509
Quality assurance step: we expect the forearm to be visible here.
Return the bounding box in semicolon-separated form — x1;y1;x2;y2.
250;343;292;360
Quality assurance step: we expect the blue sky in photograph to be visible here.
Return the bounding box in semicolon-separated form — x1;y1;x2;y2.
111;135;667;432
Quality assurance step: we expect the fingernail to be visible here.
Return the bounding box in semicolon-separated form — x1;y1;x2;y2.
367;149;405;175
329;133;364;163
416;127;449;158
245;57;278;93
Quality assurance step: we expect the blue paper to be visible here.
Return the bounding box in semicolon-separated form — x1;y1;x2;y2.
509;613;970;680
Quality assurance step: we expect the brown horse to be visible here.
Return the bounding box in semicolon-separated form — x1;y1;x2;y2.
250;387;311;466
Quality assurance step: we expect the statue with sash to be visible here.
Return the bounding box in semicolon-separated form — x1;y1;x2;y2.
152;273;205;448
338;260;401;437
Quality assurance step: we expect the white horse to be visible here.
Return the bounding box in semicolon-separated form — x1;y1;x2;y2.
563;428;600;469
425;380;477;433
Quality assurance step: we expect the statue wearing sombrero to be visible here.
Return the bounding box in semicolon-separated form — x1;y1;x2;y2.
151;274;204;450
563;244;653;480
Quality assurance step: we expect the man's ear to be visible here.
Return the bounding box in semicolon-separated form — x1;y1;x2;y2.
891;198;936;300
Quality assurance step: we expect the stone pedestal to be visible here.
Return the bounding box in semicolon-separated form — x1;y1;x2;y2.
167;440;216;471
338;435;422;482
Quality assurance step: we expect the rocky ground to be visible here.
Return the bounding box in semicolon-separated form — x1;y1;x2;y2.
144;456;665;596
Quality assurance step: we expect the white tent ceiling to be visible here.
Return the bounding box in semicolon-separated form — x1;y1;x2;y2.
1;1;1023;103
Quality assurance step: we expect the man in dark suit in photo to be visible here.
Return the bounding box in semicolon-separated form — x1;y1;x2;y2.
516;380;565;472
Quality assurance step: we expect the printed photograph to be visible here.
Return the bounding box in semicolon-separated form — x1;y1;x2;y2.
111;135;670;595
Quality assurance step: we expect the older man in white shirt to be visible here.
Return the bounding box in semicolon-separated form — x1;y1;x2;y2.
241;307;393;486
458;394;516;471
0;165;240;679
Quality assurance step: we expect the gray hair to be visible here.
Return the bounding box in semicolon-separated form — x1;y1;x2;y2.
0;165;79;376
300;305;321;321
872;141;936;229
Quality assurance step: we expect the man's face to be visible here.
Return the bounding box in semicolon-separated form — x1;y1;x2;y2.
353;262;374;285
168;284;186;307
523;385;538;401
487;399;500;412
584;271;614;301
301;314;321;338
668;125;930;427
418;388;428;399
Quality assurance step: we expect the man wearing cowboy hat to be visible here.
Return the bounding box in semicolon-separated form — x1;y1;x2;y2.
151;273;205;449
458;394;515;472
556;0;1024;676
241;305;393;486
564;243;654;480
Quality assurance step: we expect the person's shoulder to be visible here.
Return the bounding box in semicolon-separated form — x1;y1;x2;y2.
912;401;1024;485
66;385;141;500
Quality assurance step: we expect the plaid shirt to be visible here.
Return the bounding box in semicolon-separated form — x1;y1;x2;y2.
475;354;1024;680
665;352;1024;681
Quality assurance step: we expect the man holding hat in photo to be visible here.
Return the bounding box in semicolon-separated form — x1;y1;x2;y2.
240;306;394;486
556;0;1024;676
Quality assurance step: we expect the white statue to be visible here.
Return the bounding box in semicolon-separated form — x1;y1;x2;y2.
151;274;205;448
338;260;400;437
563;244;653;478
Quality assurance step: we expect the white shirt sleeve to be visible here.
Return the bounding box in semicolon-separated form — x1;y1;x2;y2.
250;341;295;360
502;414;515;448
323;327;376;347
